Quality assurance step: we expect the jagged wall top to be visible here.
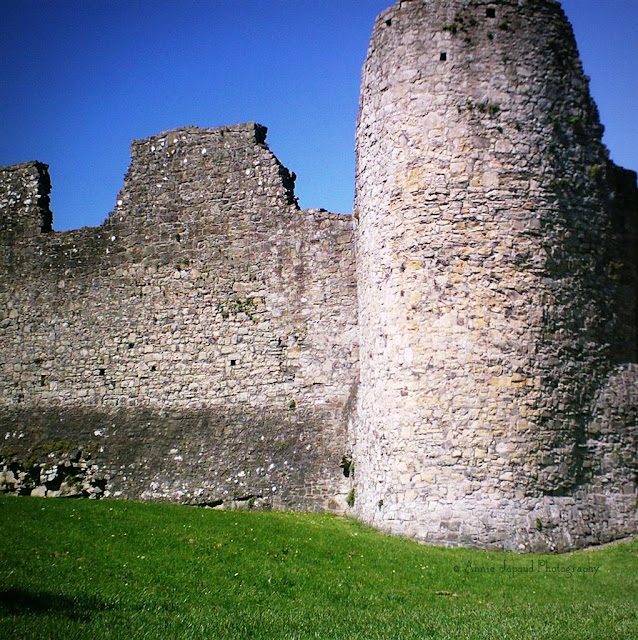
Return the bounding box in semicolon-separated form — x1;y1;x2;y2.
0;161;52;239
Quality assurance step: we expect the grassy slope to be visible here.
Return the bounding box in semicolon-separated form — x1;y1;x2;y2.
0;496;636;639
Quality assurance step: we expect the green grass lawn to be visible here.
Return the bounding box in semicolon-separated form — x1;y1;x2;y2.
0;496;636;639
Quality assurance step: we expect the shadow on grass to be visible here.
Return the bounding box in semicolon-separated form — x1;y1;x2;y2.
0;588;117;621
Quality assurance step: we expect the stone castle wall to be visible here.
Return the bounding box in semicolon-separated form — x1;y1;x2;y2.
0;123;358;510
1;0;636;553
354;0;637;551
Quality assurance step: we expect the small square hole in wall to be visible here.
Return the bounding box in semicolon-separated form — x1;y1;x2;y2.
230;359;237;366
486;7;496;18
385;18;392;26
440;52;447;61
99;368;106;376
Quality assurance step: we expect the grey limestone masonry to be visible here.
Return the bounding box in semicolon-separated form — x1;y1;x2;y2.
0;125;358;512
354;0;637;551
1;0;636;552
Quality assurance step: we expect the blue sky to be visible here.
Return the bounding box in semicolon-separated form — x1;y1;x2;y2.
1;0;636;231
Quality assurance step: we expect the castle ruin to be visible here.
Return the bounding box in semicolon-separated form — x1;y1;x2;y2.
1;0;636;552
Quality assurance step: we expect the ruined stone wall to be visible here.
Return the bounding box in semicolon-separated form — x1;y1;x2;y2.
0;123;359;510
0;162;53;246
354;0;637;551
1;0;636;554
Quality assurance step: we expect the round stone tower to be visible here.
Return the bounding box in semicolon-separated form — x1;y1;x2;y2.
354;0;637;551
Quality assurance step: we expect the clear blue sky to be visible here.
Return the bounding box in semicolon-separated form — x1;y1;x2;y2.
1;0;636;231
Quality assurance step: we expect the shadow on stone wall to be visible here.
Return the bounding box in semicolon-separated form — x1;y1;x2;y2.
0;404;347;511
